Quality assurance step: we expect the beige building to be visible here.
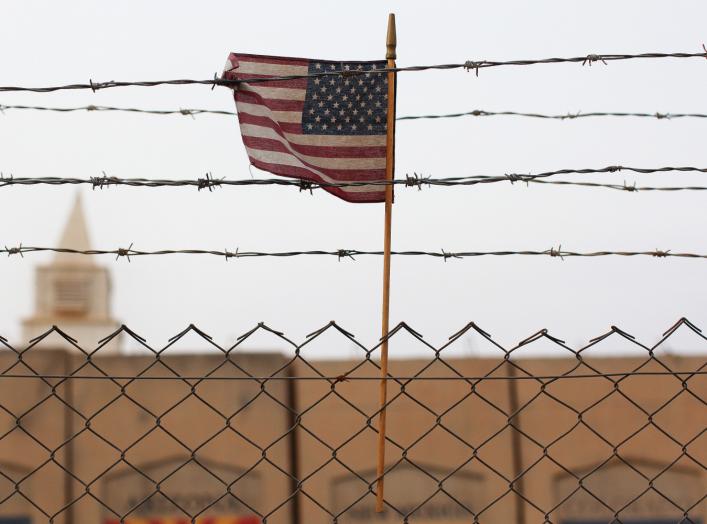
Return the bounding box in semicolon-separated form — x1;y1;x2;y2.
0;198;703;524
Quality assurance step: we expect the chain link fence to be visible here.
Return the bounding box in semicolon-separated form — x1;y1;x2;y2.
0;318;703;524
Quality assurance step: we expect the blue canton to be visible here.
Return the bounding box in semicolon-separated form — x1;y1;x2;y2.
302;61;388;136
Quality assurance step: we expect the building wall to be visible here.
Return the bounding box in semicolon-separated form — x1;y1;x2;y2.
293;357;517;524
0;350;294;524
0;351;703;524
293;355;706;524
513;356;706;524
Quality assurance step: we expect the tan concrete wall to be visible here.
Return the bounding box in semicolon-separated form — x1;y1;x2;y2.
512;356;707;524
0;350;703;524
0;350;294;524
293;358;517;524
293;355;706;524
0;350;71;524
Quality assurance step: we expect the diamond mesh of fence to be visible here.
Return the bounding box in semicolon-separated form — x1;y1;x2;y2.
0;318;704;524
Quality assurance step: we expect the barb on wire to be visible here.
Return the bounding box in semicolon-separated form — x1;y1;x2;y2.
115;243;133;262
2;245;707;261
0;50;704;93
2;166;707;194
3;103;707;122
197;172;223;192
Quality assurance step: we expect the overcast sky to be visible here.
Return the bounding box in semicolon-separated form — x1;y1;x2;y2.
1;1;707;358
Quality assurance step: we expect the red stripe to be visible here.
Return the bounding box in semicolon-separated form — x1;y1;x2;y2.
230;53;383;69
236;112;298;135
248;159;385;203
232;53;309;67
242;135;385;159
235;91;304;112
237;112;302;135
246;142;386;181
230;73;308;89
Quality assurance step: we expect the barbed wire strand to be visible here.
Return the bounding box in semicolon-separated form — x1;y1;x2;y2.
0;50;705;93
3;104;707;122
0;246;704;261
397;109;707;121
0;104;236;117
2;166;707;194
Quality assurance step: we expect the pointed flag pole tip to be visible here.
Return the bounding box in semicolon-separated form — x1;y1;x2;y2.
386;14;397;60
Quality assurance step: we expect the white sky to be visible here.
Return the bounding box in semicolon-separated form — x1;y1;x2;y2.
1;1;707;357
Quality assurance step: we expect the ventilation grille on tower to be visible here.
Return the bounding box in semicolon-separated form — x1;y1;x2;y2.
53;278;89;315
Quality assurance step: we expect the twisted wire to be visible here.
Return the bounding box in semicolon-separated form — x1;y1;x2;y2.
1;246;704;261
0;50;705;93
397;109;707;121
3;104;707;122
1;166;707;194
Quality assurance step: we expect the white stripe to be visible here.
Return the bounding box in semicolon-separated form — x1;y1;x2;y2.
241;124;386;169
240;85;306;101
245;148;383;193
236;62;309;76
237;103;301;124
270;111;301;124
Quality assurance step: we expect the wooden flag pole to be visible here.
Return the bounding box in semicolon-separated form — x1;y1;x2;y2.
376;12;396;514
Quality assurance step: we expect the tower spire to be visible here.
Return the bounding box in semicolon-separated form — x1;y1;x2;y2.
55;193;95;266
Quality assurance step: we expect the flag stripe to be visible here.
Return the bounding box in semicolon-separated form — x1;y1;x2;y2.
236;92;304;112
242;136;386;169
240;125;385;157
234;54;309;67
239;85;307;101
230;74;308;89
238;113;303;134
233;62;309;76
235;103;303;126
249;159;387;202
246;145;385;179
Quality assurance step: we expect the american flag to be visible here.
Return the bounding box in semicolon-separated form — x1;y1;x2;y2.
223;53;392;203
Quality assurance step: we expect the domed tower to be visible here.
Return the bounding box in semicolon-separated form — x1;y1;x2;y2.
21;194;121;352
